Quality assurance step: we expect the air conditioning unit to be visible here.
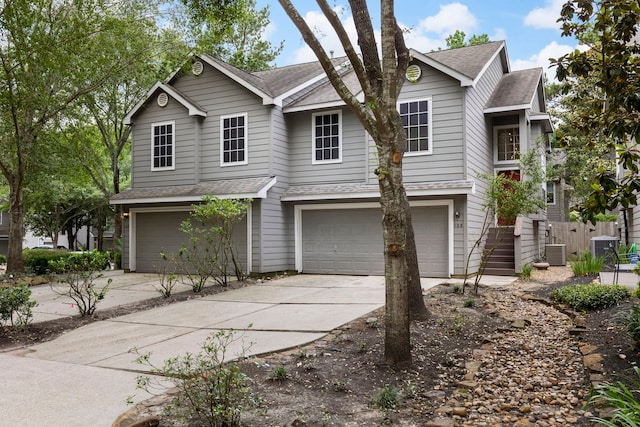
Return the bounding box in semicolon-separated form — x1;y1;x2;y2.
591;236;619;258
545;244;566;266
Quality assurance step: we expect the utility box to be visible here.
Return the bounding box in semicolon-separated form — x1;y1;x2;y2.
591;236;619;258
546;244;566;266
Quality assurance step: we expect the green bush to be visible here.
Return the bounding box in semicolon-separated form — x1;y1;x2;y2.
571;251;605;276
617;305;640;348
0;254;7;264
589;366;640;426
0;285;37;327
372;385;401;411
633;286;640;299
520;263;533;279
132;329;251;427
550;284;630;311
23;249;72;275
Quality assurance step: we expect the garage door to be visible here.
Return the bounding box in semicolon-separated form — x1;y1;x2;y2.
135;211;247;273
301;205;449;277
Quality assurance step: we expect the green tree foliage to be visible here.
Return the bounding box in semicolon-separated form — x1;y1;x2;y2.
179;0;283;71
551;0;640;222
177;196;251;291
445;30;490;49
0;0;165;273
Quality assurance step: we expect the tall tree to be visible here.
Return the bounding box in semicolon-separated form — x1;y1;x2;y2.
444;30;490;49
552;0;640;221
180;0;283;71
277;0;426;365
0;0;161;273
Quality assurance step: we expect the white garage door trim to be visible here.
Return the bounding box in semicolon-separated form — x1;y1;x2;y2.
294;200;454;276
128;205;253;272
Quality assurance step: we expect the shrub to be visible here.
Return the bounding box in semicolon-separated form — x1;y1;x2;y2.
633;286;640;299
464;298;475;308
589;366;640;427
23;249;72;275
132;329;251;427
617;305;640;347
268;365;290;382
0;254;7;264
571;251;604;276
154;252;178;298
372;385;401;411
520;263;533;279
550;284;630;311
50;251;112;316
0;285;37;327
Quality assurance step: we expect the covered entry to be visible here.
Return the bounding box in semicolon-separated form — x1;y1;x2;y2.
296;201;452;277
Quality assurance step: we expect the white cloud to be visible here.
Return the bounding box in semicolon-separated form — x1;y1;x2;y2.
524;0;565;30
490;28;507;43
417;3;478;37
511;40;575;80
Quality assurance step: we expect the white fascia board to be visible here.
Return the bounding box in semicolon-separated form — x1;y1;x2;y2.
484;103;531;114
409;49;474;87
123;82;206;125
274;73;332;107
198;56;274;105
284;92;364;114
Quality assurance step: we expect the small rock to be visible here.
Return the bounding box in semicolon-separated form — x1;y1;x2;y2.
425;417;454;427
452;407;468;417
519;404;532;413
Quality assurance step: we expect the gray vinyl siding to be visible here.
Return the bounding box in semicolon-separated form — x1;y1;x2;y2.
130;100;198;188
270;107;289;178
123;217;130;271
173;63;272;181
515;216;545;272
288;108;367;185
463;55;505;275
398;65;465;183
258;183;294;272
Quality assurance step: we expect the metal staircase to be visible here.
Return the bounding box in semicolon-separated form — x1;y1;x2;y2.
482;227;516;276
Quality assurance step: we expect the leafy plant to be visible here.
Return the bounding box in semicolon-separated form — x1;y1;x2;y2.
589;366;640;427
617;305;640;348
520;262;533;279
0;285;37;328
571;251;605;276
550;284;630;311
632;286;640;299
177;196;251;291
464;298;475;308
132;329;252;427
50;251;112;316
154;252;178;298
268;365;290;382
372;385;401;411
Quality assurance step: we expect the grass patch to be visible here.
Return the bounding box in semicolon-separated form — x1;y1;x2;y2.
550;284;630;311
571;251;604;276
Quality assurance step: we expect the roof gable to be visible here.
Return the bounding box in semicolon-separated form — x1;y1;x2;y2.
123;82;207;126
484;68;544;113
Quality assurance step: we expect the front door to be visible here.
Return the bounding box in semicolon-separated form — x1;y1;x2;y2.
497;170;520;226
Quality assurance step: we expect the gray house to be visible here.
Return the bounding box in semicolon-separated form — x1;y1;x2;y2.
112;41;551;277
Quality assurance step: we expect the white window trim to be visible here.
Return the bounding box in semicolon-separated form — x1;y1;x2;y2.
151;120;176;171
546;182;556;205
311;110;342;165
398;97;433;156
220;112;249;167
493;124;521;164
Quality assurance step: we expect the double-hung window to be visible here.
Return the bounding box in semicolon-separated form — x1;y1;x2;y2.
221;113;248;166
312;111;342;164
399;98;432;155
151;121;174;170
495;125;520;162
546;182;556;205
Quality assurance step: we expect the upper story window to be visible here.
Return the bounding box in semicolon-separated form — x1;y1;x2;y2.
312;111;342;164
151;121;175;171
495;125;520;163
546;182;556;205
399;98;432;155
221;113;248;166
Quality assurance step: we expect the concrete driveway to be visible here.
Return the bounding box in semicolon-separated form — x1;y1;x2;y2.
1;273;386;426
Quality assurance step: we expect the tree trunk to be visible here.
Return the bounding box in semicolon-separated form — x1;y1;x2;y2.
378;135;411;366
6;176;24;274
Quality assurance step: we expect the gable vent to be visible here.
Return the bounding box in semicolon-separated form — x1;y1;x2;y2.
405;64;422;83
157;92;168;107
192;60;204;76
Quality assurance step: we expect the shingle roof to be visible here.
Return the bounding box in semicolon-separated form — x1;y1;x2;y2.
484;68;543;112
111;177;276;204
281;180;476;201
424;41;506;80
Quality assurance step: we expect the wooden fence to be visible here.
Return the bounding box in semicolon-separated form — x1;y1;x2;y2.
546;222;618;258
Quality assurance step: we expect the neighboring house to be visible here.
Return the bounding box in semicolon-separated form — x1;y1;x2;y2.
546;149;572;223
111;41;551;277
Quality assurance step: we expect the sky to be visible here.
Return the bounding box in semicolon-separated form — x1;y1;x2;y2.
257;0;580;80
